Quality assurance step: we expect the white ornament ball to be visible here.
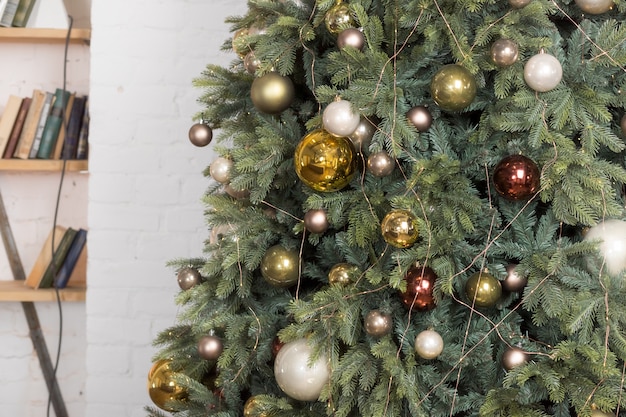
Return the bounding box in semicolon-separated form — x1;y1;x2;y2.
574;0;613;14
414;329;444;360
274;339;330;401
323;100;361;137
524;52;562;92
210;157;234;184
584;219;626;276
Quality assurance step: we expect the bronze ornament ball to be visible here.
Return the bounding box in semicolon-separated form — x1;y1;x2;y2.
244;51;261;74
501;346;528;370
502;263;527;293
381;209;419;248
294;129;358;192
407;105;432;132
328;263;360;286
414;329;444;360
574;0;613;14
400;265;437;311
198;334;224;360
430;64;477;112
464;270;502;308
325;2;355;35
188;122;213;147
348;116;377;153
177;267;202;290
493;154;540;201
337;27;365;51
367;151;395;177
260;245;300;287
250;71;295;114
364;309;392;338
490;39;519;67
304;208;329;234
509;0;532;8
147;359;188;411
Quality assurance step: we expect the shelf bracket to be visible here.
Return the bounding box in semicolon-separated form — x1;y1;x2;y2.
0;190;68;417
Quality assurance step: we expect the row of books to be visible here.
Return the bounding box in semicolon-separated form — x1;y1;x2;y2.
0;89;89;160
24;226;87;289
0;0;35;28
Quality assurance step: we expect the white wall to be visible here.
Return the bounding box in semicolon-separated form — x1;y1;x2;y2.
87;1;246;416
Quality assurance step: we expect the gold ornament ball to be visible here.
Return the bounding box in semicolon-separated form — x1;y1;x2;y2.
381;209;419;248
294;129;358;192
590;410;614;417
502;346;528;370
188;123;213;147
364;310;392;338
197;334;224;360
407;106;432;132
509;0;532;8
490;39;519;67
147;359;188;411
465;270;502;308
325;2;355;35
243;396;271;417
260;245;300;287
430;64;477;112
414;329;444;360
250;72;295;114
304;208;329;234
367;151;395;177
574;0;613;14
337;27;365;51
232;27;249;57
177;267;202;290
328;263;360;286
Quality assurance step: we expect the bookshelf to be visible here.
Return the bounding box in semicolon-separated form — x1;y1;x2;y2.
0;159;88;171
0;280;85;301
0;27;90;44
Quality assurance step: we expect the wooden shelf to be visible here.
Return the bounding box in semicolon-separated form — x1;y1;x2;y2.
0;27;90;44
0;159;88;172
0;280;85;302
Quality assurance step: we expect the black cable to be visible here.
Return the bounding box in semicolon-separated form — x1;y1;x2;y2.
46;14;74;417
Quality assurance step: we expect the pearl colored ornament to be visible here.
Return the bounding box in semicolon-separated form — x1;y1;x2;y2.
414;330;444;359
490;39;519;67
348;117;376;153
509;0;532;8
406;106;432;131
574;0;613;14
210;157;233;184
337;28;365;51
323;100;361;137
304;209;329;234
367;151;395;177
274;339;330;401
198;334;224;360
364;310;392;338
584;219;626;276
524;52;562;92
502;346;528;370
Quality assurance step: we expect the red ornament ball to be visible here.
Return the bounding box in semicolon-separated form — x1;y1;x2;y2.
400;265;437;311
493;155;540;201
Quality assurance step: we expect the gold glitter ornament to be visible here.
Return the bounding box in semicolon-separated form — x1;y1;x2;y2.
380;209;419;248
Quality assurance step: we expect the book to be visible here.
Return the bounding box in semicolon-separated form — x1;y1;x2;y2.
28;91;54;158
36;88;70;159
0;0;18;27
13;89;46;159
38;227;77;289
11;0;35;27
0;1;9;24
51;92;75;159
24;225;67;289
0;95;23;155
76;99;89;160
61;95;86;159
3;97;31;158
54;228;87;289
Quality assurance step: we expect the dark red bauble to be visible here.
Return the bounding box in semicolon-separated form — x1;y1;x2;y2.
400;265;437;311
493;155;540;201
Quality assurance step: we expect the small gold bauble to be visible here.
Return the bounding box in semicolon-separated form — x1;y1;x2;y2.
381;209;419;248
490;39;519;67
325;2;355;35
464;270;502;308
147;359;188;411
260;245;300;287
232;28;249;57
243;395;270;417
294;129;358;192
250;72;295;114
430;64;477;112
328;263;360;286
574;0;613;14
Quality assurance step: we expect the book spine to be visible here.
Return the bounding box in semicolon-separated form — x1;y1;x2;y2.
29;91;54;158
14;89;45;159
76;100;89;160
11;0;35;27
38;227;77;289
4;96;31;158
54;229;87;289
0;95;23;154
0;0;18;27
0;1;9;22
61;96;86;159
36;89;69;159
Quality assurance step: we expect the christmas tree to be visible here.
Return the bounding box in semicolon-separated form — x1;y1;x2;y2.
146;0;626;416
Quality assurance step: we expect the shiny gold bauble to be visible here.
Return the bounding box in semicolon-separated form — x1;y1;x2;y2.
243;395;271;417
464;270;502;308
430;64;477;112
574;0;614;14
328;263;360;286
260;245;300;287
232;28;249;57
294;129;358;192
250;72;295;114
147;359;188;411
490;39;519;67
380;209;419;248
325;2;355;35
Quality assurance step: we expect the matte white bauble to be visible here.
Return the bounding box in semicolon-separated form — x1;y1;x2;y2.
323;100;361;137
523;52;562;92
584;219;626;276
574;0;613;14
274;339;330;401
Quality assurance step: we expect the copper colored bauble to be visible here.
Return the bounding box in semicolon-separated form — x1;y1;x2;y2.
490;39;519;67
148;359;188;411
250;72;295;114
348;117;376;153
502;263;527;292
244;51;261;74
509;0;532;8
323;99;361;137
430;64;477;112
524;51;562;92
621;114;626;136
414;329;444;359
493;154;540;201
574;0;613;14
325;2;355;35
260;245;300;287
304;208;329;234
502;346;528;370
210;156;234;184
274;338;330;401
337;27;365;51
294;129;358;192
328;263;360;286
407;106;432;132
465;270;502;308
188;122;213;147
177;267;202;290
243;396;270;417
364;310;392;338
198;334;224;360
367;151;395;177
401;265;437;311
381;209;419;248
